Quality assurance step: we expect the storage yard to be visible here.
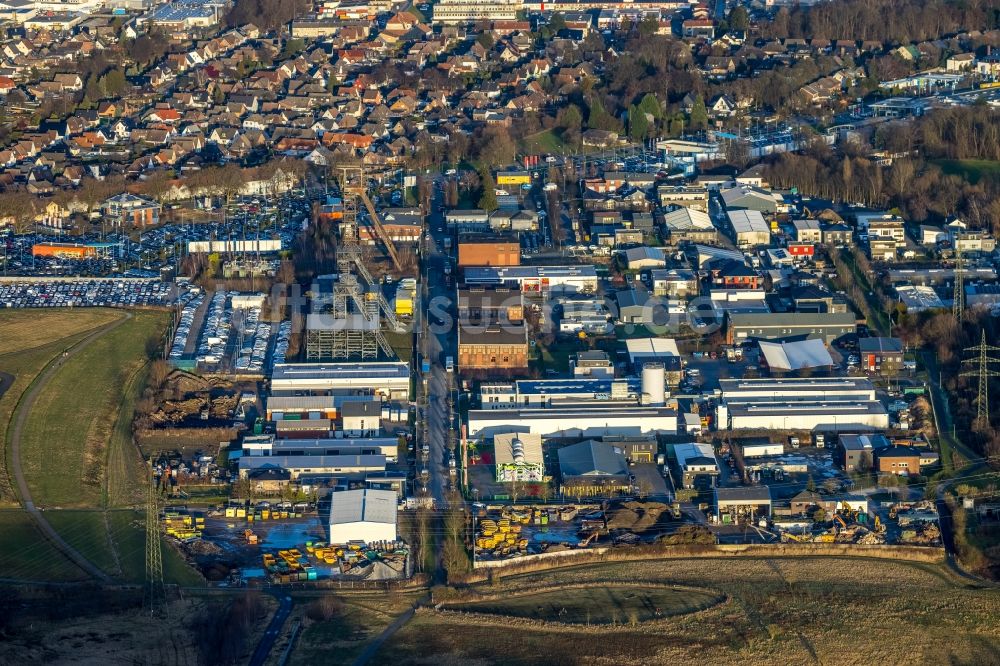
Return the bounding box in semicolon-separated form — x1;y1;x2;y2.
164;503;410;583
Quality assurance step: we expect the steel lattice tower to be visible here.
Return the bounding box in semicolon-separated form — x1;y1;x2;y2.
144;460;166;616
961;330;1000;430
953;248;964;321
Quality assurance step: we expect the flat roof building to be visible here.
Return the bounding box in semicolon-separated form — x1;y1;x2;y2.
673;442;720;489
467;405;678;439
270;362;410;399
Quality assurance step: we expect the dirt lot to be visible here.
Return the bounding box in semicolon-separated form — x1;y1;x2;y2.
374;556;1000;665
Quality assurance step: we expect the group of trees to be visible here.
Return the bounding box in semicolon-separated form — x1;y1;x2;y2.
226;0;308;31
764;126;1000;237
763;0;999;44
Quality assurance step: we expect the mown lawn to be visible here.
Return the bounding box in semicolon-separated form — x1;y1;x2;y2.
20;311;167;508
520;129;567;155
932;158;1000;184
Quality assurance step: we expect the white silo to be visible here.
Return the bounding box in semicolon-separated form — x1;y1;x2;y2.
641;362;666;406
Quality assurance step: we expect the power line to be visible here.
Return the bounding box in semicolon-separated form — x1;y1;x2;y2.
144;460;166;617
961;329;1000;430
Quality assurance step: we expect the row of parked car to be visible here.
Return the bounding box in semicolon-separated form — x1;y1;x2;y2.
196;291;231;368
168;294;205;359
0;279;175;308
234;308;270;374
271;320;292;368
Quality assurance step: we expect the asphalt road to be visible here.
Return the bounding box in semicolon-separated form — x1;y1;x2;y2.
421;187;456;507
9;313;134;582
248;594;294;666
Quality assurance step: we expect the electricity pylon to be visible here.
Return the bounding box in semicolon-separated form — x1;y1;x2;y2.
953;248;964;321
961;330;1000;431
144;459;166;616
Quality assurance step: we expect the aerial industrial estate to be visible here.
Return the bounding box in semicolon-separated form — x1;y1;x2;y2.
1;0;1000;663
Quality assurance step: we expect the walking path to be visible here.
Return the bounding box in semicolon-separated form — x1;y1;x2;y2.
8;313;132;582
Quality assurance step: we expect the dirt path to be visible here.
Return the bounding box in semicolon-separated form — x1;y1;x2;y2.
351;594;428;666
8;312;133;583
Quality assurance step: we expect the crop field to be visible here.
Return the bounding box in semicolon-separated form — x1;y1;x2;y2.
444;584;723;624
374;557;1000;665
19;310;166;508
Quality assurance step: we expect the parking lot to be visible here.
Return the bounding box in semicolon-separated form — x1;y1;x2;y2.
0;190;314;280
0;278;180;308
167;290;290;376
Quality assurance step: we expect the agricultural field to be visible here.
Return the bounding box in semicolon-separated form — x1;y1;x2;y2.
0;309;123;356
373;557;1000;665
18;310;167;508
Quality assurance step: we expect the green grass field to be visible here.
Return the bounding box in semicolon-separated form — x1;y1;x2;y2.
445;585;723;624
932;159;1000;184
520;129;567;154
19;311;166;508
0;510;86;581
42;509;203;585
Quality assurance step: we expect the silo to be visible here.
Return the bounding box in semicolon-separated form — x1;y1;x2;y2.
641;362;666;406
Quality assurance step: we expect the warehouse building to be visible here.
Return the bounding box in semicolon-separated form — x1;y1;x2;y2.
718;401;889;431
478;377;641;409
673;442;720;489
837;433;887;472
494;432;545;482
243;435;401;461
270;363;410;400
759;339;834;373
726;210;771;247
726;311;856;344
467;405;678;439
715;486;772;522
238;454;387;480
328;488;398;545
717;377;877;401
558;440;630;497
